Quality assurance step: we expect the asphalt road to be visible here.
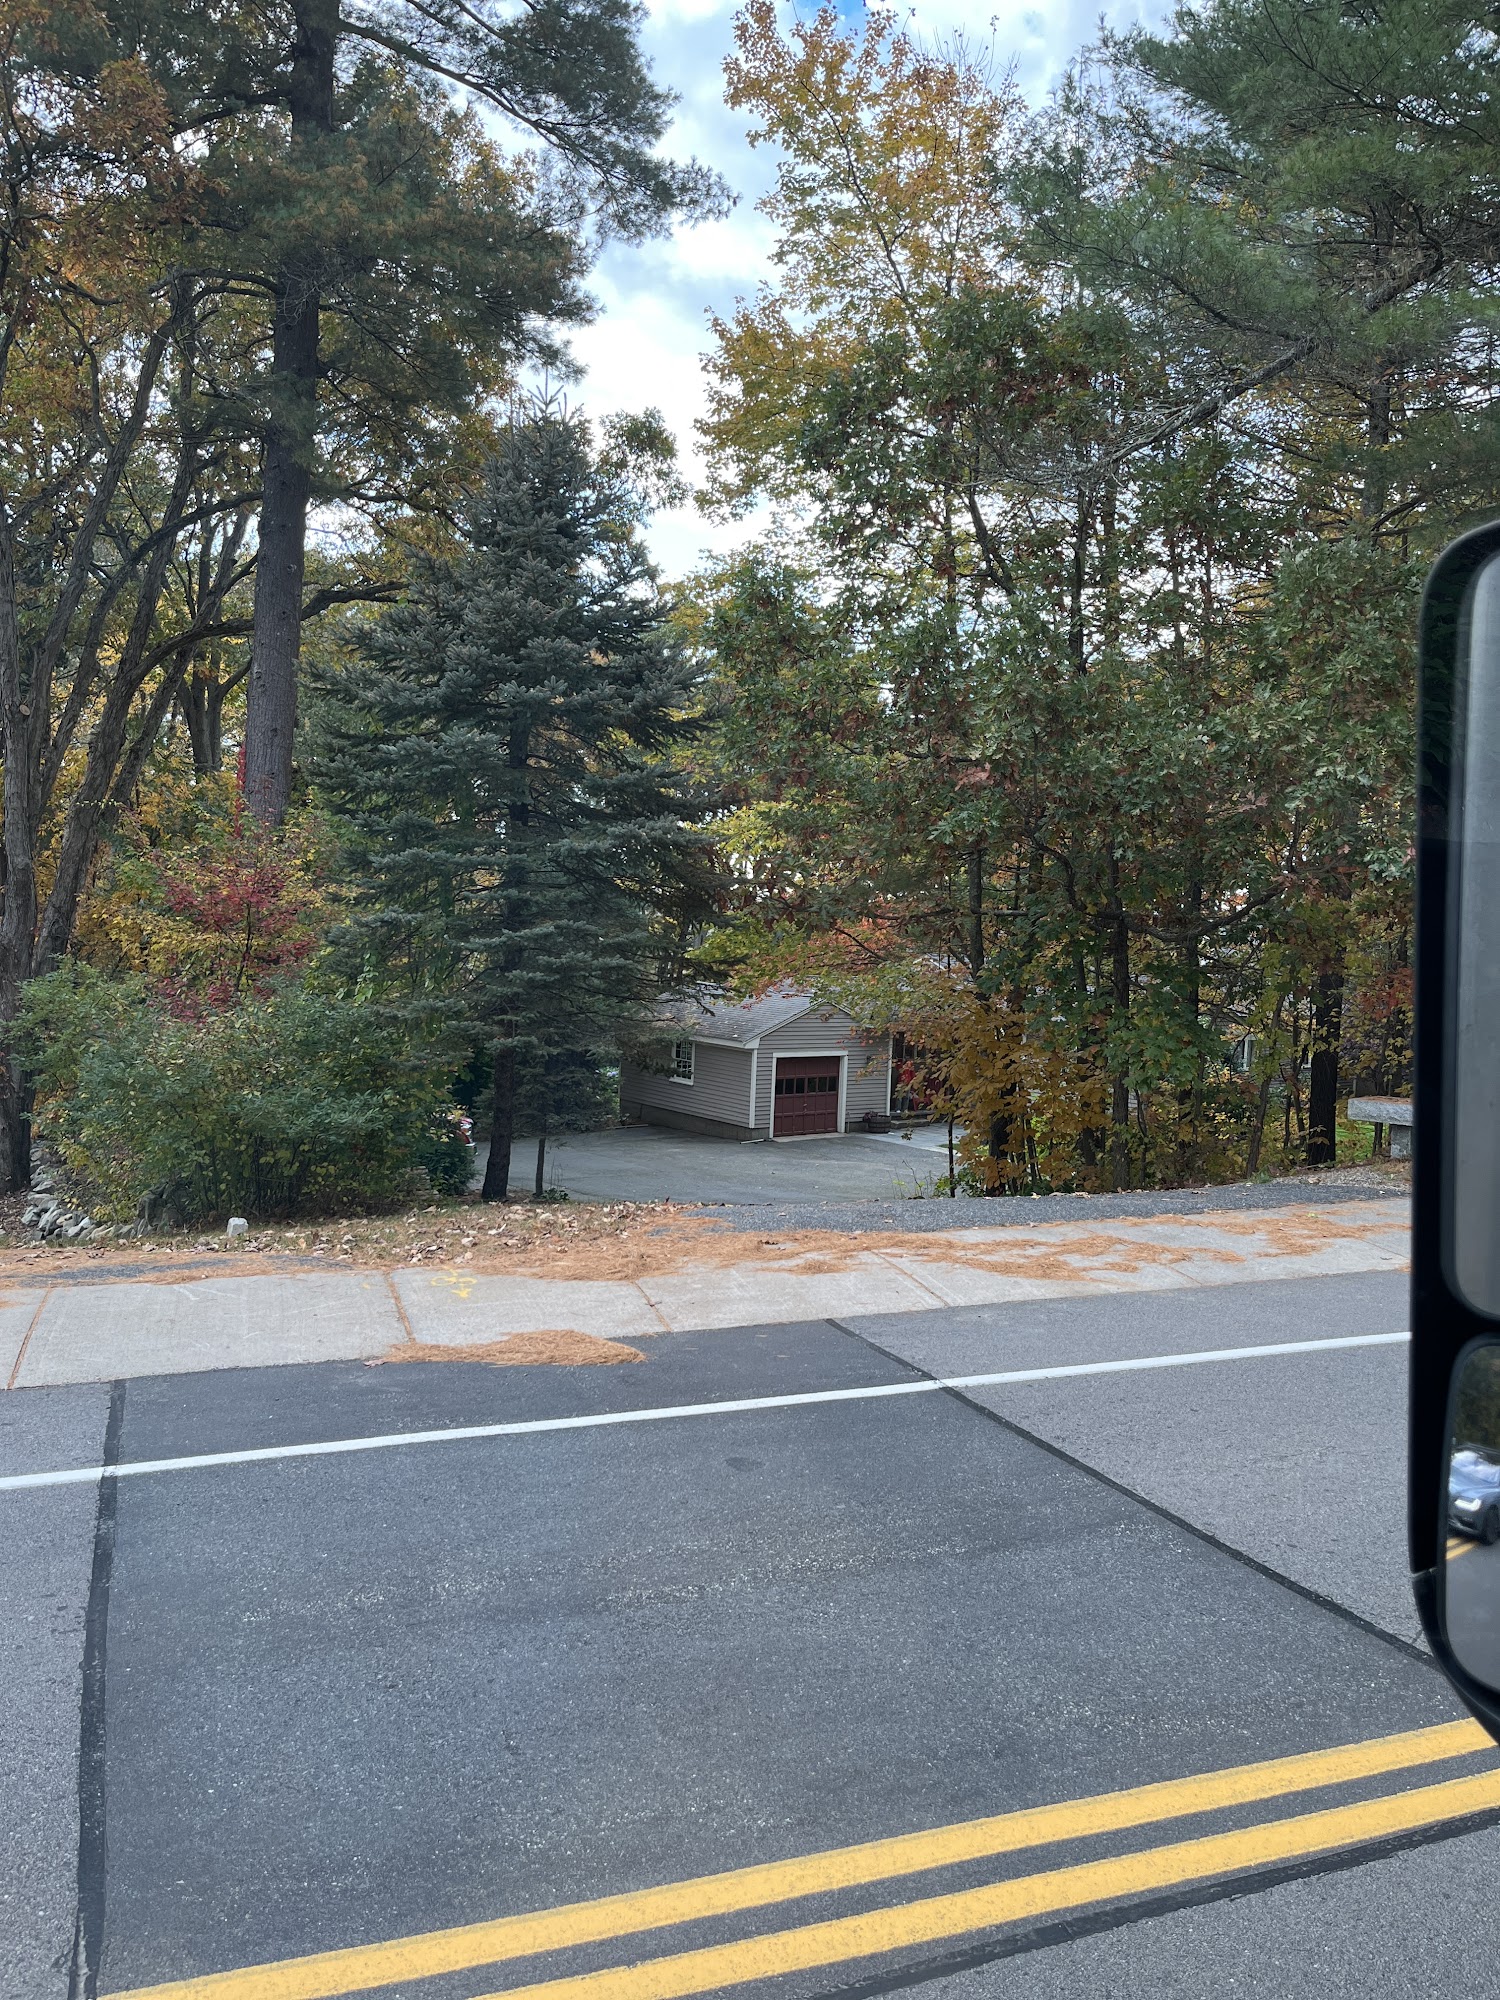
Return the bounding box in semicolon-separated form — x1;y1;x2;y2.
6;1268;1500;2000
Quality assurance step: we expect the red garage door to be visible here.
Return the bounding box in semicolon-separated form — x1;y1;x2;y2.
773;1057;841;1136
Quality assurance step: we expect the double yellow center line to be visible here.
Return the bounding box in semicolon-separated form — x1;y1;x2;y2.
113;1719;1500;2000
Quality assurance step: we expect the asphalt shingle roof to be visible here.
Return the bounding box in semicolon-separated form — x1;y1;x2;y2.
655;985;817;1047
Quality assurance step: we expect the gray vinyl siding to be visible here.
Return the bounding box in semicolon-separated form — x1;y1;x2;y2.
843;1035;894;1125
754;1012;891;1131
620;1041;753;1129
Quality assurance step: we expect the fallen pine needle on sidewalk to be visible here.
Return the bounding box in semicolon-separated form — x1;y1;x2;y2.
368;1329;647;1368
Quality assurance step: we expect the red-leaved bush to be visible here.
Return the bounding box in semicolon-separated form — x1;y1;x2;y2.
148;821;328;1014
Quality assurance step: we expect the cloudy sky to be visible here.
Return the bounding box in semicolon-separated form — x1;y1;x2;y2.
565;0;1160;577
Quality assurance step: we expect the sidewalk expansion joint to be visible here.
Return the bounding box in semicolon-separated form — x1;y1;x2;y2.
6;1283;53;1390
631;1280;674;1333
383;1272;417;1346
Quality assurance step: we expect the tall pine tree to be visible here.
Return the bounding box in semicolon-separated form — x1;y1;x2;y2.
310;407;719;1199
49;0;725;825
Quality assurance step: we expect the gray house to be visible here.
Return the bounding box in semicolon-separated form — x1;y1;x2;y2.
619;988;894;1141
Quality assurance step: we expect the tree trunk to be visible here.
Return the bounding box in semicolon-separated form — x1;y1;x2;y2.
1307;963;1345;1166
969;847;1008;1194
1246;1070;1274;1177
1107;860;1131;1192
534;1120;547;1199
182;668;212;775
1099;461;1120;650
243;0;337;826
0;520;36;1192
987;1109;1010;1193
184;653;237;774
967;838;985;977
1176;871;1203;1181
1072;944;1104;1178
36;453;205;973
0;295;206;1192
1067;492;1089;676
482;724;531;1203
481;1043;516;1202
1363;345;1392;527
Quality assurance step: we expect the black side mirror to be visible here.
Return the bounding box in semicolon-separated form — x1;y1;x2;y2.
1412;518;1500;1733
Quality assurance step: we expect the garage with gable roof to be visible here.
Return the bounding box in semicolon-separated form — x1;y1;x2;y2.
618;986;893;1142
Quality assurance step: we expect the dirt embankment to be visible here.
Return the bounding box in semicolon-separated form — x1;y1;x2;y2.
0;1195;707;1284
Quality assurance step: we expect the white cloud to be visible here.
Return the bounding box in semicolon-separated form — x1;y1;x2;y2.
573;0;1162;579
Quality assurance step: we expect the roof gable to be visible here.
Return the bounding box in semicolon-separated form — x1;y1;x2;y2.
657;984;817;1047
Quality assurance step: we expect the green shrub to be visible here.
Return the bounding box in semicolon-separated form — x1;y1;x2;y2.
20;967;471;1222
414;1111;477;1199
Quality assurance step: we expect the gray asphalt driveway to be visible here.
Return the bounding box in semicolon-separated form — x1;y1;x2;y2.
481;1122;957;1204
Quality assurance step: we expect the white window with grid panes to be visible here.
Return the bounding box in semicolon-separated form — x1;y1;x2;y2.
670;1039;695;1083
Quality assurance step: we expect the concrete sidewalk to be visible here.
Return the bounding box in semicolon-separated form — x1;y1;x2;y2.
0;1197;1410;1391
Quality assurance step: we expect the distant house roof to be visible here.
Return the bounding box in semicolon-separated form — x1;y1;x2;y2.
657;984;819;1047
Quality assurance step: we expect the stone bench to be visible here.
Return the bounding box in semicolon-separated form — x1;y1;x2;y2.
1347;1095;1413;1159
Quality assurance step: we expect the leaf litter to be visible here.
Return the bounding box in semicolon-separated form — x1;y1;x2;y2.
0;1192;1408;1296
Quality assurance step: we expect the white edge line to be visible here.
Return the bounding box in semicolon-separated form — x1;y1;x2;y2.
0;1331;1411;1493
942;1329;1411;1389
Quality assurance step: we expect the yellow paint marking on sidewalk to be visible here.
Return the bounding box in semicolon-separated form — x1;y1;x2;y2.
107;1720;1490;2000
1448;1537;1480;1562
477;1765;1500;2000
